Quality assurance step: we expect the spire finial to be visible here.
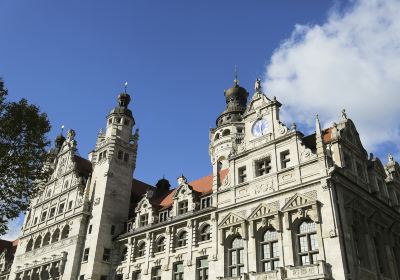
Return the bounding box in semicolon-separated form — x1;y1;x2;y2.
234;65;239;86
124;81;128;93
341;109;348;121
61;125;65;135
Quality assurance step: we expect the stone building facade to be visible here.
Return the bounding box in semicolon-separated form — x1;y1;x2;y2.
6;77;400;280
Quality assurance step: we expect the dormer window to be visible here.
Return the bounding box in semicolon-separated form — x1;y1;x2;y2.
139;214;149;227
201;196;212;209
178;200;189;215
159;211;169;222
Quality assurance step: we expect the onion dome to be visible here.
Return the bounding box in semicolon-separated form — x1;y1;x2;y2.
55;134;66;149
155;177;171;197
109;92;133;118
216;79;249;127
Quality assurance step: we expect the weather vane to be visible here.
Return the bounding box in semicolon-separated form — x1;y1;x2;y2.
124;81;128;93
61;125;65;135
234;65;239;85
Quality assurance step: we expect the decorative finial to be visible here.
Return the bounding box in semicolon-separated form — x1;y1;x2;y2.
254;78;261;93
341;109;348;121
234;65;239;86
124;81;128;93
388;153;395;163
61;125;65;135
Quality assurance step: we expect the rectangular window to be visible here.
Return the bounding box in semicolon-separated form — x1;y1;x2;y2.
49;207;56;218
58;202;65;214
173;262;184;280
151;266;162;280
33;217;38;225
238;166;247;183
159;211;169;222
132;271;141;280
115;275;123;280
117;150;123;160
82;248;90;262
41;211;47;222
103;248;111;262
344;152;352;169
201;197;212;209
88;225;92;234
178;200;189;215
140;214;148;227
124;153;129;162
100;276;107;280
280;150;290;169
255;157;272;177
68;201;73;210
197;258;208;280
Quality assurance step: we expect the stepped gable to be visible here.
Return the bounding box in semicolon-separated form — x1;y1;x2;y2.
73;155;92;178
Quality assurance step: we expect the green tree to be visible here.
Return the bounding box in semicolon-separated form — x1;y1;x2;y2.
0;78;51;235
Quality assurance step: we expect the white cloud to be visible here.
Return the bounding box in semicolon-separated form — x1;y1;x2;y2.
264;0;400;158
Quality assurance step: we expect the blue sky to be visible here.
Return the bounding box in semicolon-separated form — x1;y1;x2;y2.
0;0;334;184
2;0;400;239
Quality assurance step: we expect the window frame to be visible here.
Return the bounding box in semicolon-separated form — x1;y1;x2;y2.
255;157;272;177
173;262;184;280
228;236;245;277
200;196;212;209
199;224;211;242
137;241;146;257
102;248;111;262
296;220;319;266
178;200;189;215
151;266;162;280
177;231;188;248
196;257;209;280
238;166;247;183
280;150;290;169
82;248;90;262
259;228;279;272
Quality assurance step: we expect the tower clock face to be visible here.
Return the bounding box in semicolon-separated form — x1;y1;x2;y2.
252;118;269;136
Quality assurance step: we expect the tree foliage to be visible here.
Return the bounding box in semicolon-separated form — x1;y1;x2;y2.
0;78;51;235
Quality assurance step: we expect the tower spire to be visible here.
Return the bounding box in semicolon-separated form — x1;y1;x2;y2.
234;65;239;86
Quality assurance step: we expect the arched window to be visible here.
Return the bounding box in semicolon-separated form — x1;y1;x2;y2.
260;229;279;271
214;133;220;141
121;246;128;261
42;232;51;246
199;224;211;242
137;241;146;257
297;220;319;265
155;236;165;253
26;239;33;252
222;129;230;137
34;236;42;249
228;237;244;277
61;225;70;239
177;231;187;247
52;228;60;243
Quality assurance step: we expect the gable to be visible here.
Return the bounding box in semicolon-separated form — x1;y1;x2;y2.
218;212;245;228
282;193;316;211
248;203;279;220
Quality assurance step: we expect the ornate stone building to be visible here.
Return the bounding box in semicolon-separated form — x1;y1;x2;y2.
6;78;400;280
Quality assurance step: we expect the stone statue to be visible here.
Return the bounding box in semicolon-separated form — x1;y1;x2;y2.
66;129;76;142
255;78;261;92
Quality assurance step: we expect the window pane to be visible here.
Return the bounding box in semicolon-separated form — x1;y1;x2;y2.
301;255;309;265
239;249;244;264
264;230;278;241
272;242;279;257
310;234;318;250
273;260;279;269
299;236;308;252
264;262;271;271
263;244;270;259
199;259;208;268
312;253;318;263
299;221;316;234
230;251;237;265
230;268;237;277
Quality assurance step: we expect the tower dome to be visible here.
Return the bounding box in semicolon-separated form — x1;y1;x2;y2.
109;92;133;118
216;79;249;127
